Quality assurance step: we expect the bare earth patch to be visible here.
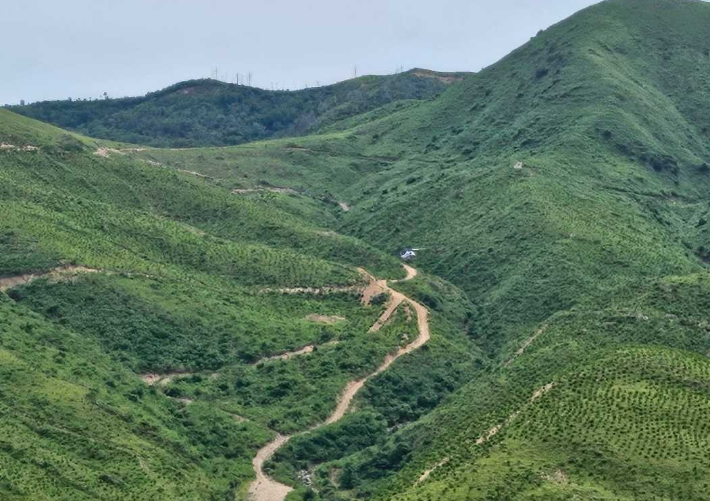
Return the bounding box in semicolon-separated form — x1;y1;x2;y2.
368;292;405;333
254;341;340;365
260;285;361;295
1;143;39;152
305;314;345;324
248;434;295;501
94;147;148;158
504;324;548;367
175;168;215;179
531;382;555;402
0;266;99;292
314;230;338;237
338;201;351;211
232;187;297;194
141;371;218;386
395;264;418;282
359;268;385;305
542;469;569;485
411;69;466;84
93;147;123;158
262;268;370;297
417;457;450;484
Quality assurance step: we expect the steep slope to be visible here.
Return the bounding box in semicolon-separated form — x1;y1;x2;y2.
110;1;710;499
135;0;710;352
6;69;468;147
268;1;710;499
0;109;482;500
5;1;710;500
343;273;710;501
0;294;272;501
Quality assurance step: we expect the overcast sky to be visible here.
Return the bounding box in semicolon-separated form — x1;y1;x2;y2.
2;0;604;105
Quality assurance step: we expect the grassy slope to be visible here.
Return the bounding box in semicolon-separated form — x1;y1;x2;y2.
7;70;468;147
136;0;710;356
0;294;271;501
299;1;710;499
4;0;710;499
0;108;481;499
116;1;710;499
358;273;710;501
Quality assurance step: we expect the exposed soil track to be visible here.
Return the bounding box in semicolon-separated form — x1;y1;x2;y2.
504;324;548;367
233;187;297;195
259;285;361;295
247;264;429;501
0;266;99;292
252;341;340;365
305;314;345;324
414;383;556;487
140;371;219;386
0;143;39;152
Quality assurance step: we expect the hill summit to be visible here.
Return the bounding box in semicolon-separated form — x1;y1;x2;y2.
6;69;468;147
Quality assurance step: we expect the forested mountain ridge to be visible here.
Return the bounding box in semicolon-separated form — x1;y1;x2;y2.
4;0;710;500
6;69;468;147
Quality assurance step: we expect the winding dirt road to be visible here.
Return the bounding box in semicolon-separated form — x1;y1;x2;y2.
247;264;429;501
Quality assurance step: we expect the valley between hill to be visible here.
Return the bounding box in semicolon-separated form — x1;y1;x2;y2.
3;1;710;500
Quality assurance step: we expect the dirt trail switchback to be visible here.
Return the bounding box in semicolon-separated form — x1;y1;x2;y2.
247;264;429;501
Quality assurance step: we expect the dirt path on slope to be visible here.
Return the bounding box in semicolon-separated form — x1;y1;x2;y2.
0;266;99;292
259;285;361;295
398;264;418;282
305;314;345;324
247;265;429;501
417;457;450;484
366;265;418;332
261;269;374;297
504;324;548;367
233;187;297;195
1;143;39;152
140;371;219;386
368;288;405;333
249;434;294;501
252;341;340;365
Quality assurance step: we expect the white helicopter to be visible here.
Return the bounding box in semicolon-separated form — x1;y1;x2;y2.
399;247;424;261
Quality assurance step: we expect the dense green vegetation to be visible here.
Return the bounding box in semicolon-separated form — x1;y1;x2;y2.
6;70;467;147
0;292;272;501
118;0;710;499
4;0;710;499
0;107;479;499
346;273;710;501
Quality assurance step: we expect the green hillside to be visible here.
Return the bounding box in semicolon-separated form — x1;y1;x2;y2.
6;69;468;148
113;0;710;499
0;108;482;500
4;0;710;500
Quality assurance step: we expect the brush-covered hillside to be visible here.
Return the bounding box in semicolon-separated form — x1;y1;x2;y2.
6;69;468;148
110;0;710;499
4;0;710;500
135;0;710;352
0;109;483;500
